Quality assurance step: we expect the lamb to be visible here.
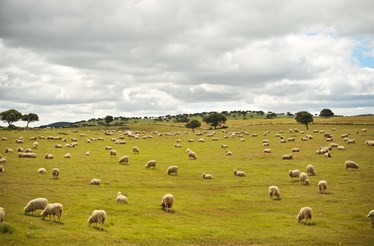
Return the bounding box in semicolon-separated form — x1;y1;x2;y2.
367;210;374;227
24;198;48;215
167;165;179;175
45;153;54;159
306;164;317;176
160;194;174;212
318;180;328;193
234;169;246;177
118;156;129;165
345;160;359;170
132;146;139;154
52;168;60;179
116;192;128;204
289;169;301;180
299;172;309;183
90;178;101;185
109;149;117;157
282;154;293;160
41;203;63;222
202;173;213;179
297;207;313;224
0;207;4;223
145;160;156;168
268;186;281;199
37;167;47;174
88;210;106;230
64;153;71;158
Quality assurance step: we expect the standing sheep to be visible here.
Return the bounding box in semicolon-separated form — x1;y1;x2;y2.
64;153;71;158
167;166;179;175
41;203;63;222
160;194;174;212
289;170;301;180
233;169;246;177
116;192;128;204
345;160;359;170
282;154;293;160
132;146;139;154
306;164;317;176
299;172;309;184
318;180;328;194
37;167;47;174
45;153;54;159
88;210;106;230
90;178;101;185
118;156;129;165
0;207;4;223
145;160;156;168
24;198;48;215
367;210;374;227
268;186;281;200
52;168;60;179
187;150;197;160
109;149;117;157
297;207;313;224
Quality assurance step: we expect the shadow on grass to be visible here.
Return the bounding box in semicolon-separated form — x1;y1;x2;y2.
92;225;105;231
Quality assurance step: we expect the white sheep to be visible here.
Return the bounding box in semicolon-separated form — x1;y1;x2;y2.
304;178;310;186
234;169;246;177
45;153;54;159
64;153;71;158
282;154;293;160
187;150;197;160
306;164;317;176
318;180;328;193
37;167;47;174
5;148;13;153
88;210;106;230
345;160;359;170
337;145;346;150
291;148;300;152
202;173;213;179
299;172;309;184
365;140;374;146
167;166;179;175
0;165;4;173
324;151;332;158
263;148;272;153
0;207;4;223
225;150;233;156
90;178;101;185
145;160;156;168
289;169;300;180
116;192;128;204
41;203;63;222
85;151;91;156
268;186;281;200
109;149;117;157
297;207;313;224
118;156;129;165
367;210;374;227
52;168;60;179
132;146;139;154
160;194;174;212
24;198;48;215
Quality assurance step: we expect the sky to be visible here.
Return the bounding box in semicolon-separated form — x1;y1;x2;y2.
0;0;374;126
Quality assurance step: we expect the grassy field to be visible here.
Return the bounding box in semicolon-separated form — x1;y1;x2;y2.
0;117;374;245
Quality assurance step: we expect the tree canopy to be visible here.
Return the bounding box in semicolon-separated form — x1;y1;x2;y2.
105;115;114;125
319;108;334;118
295;111;314;130
0;109;23;127
185;119;201;132
203;113;227;129
22;113;39;128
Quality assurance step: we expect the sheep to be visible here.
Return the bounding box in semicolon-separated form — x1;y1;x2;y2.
132;146;139;154
85;151;91;156
55;144;62;148
304;179;310;186
88;210;106;230
221;144;228;148
0;157;7;164
234;169;246;177
263;148;272;153
367;210;374;227
299;172;308;183
145;160;156;168
291;148;300;152
306;164;317;176
324;151;332;158
37;167;47;174
175;144;182;148
0;165;4;173
297;207;313;224
5;148;13;153
318;180;328;193
33;141;38;149
289;169;301;180
282;154;293;160
45;153;54;159
105;146;112;150
90;178;101;185
64;153;71;158
160;194;174;212
18;152;37;158
337;145;346;150
202;173;213;179
346;139;356;144
345;160;359;170
167;165;179;175
109;149;117;157
0;207;4;223
116;192;128;204
187;150;197;160
52;168;60;179
268;186;281;200
24;198;48;215
365;140;374;146
225;150;233;156
41;203;63;222
118;156;129;165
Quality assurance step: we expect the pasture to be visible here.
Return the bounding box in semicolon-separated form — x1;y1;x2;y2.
0;121;374;245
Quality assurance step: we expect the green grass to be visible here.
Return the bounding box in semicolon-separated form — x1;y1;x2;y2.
0;118;374;245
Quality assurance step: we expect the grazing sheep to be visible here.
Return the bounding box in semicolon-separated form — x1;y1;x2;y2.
116;192;128;204
198;138;205;142
318;180;328;193
109;149;117;157
346;139;356;144
90;178;101;185
297;207;313;224
145;160;156;168
118;156;129;165
268;186;281;199
291;148;300;152
175;144;182;148
345;160;359;170
85;151;91;156
202;173;213;179
41;203;63;222
37;167;47;174
225;150;233;156
299;172;308;183
105;146;112;150
132;146;139;154
337;145;346;150
221;144;228;148
187;150;197;160
45;153;54;159
282;154;293;160
24;198;48;215
234;169;246;177
52;168;60;179
0;165;4;173
55;144;62;148
263;148;272;153
64;153;71;158
365;140;374;146
304;179;310;186
306;164;317;176
88;210;106;230
5;148;13;153
160;194;174;212
0;157;7;164
289;169;301;180
33;141;38;149
167;165;179;175
324;151;332;158
0;207;4;223
367;210;374;227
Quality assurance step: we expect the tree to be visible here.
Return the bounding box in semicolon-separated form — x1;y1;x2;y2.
295;111;314;130
22;113;39;128
203;113;227;129
185;119;201;132
105;115;114;125
319;108;334;118
0;109;22;127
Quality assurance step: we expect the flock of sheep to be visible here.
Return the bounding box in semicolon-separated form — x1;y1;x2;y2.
0;126;373;233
